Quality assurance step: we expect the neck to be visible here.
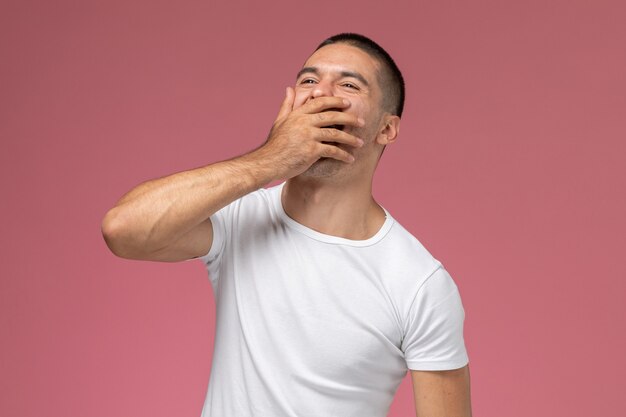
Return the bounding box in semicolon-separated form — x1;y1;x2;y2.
282;175;386;240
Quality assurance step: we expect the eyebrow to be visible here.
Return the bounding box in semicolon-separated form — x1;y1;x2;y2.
296;66;370;87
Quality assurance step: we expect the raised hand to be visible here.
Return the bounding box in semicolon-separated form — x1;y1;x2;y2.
254;87;365;180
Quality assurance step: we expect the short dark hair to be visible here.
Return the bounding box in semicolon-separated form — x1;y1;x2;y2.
315;33;405;117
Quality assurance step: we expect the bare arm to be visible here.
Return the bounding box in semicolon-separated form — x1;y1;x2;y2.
101;88;364;261
410;365;472;417
101;157;270;261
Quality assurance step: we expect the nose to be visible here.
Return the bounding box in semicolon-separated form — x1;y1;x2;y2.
310;80;333;100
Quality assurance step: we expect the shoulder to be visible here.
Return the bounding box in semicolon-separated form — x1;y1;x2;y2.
380;214;443;280
371;212;459;312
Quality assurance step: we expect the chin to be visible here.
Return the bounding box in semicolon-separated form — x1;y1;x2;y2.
300;158;346;179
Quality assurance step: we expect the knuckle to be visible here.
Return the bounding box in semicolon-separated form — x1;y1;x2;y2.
336;130;348;140
331;147;345;159
320;128;333;139
321;147;335;158
314;112;327;123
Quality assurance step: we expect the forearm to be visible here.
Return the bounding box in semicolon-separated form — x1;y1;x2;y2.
101;150;276;260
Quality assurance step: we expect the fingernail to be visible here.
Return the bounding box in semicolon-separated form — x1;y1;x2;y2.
357;138;364;146
343;99;350;106
358;117;365;126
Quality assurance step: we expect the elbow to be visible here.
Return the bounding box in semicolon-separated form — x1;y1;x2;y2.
101;207;134;259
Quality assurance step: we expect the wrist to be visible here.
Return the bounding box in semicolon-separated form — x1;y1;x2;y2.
226;148;279;190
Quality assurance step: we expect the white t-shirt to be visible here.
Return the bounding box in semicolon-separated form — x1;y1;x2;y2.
199;183;468;417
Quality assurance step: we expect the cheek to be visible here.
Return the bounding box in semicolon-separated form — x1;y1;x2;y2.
349;101;368;118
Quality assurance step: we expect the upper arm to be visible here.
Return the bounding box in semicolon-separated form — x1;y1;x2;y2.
147;217;214;262
410;365;472;417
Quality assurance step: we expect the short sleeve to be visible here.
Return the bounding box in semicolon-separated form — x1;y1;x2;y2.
197;206;228;291
401;266;469;371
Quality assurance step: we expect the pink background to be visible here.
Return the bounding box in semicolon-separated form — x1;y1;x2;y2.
2;0;625;416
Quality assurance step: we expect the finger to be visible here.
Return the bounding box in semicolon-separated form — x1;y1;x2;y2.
276;87;295;120
319;144;355;163
311;111;365;129
301;96;350;114
317;128;364;148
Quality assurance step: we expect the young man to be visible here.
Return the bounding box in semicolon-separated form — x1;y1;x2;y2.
102;33;472;417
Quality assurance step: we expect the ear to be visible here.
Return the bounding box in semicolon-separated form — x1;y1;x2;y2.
375;115;400;146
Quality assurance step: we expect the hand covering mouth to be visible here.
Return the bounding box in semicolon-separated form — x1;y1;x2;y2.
320;108;345;131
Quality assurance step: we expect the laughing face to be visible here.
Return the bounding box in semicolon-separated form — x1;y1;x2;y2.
293;43;392;179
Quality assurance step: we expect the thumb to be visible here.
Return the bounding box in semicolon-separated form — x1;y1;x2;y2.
275;86;295;121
